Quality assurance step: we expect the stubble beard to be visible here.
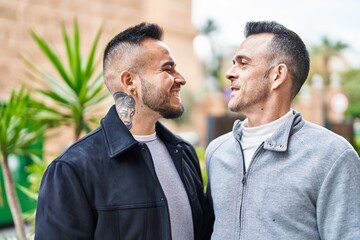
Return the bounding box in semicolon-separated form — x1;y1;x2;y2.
140;77;184;119
228;78;270;113
228;96;246;113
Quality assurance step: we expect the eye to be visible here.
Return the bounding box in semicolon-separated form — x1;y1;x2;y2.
239;61;249;68
164;68;174;74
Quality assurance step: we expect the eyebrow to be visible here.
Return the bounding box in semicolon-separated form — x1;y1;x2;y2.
161;61;176;68
234;55;251;63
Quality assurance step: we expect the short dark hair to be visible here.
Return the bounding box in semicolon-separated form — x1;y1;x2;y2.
103;22;163;70
245;21;310;98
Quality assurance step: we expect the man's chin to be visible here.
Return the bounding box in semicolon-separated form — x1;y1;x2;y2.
161;106;184;119
228;103;240;113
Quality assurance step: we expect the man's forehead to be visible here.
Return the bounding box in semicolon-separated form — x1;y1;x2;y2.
141;39;175;65
240;33;273;49
141;39;169;52
234;33;273;59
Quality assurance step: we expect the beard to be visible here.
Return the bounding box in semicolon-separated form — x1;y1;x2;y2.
140;77;184;119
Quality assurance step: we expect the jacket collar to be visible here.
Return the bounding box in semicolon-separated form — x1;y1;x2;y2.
232;110;305;152
101;105;185;158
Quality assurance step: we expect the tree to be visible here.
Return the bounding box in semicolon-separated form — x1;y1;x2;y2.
24;19;109;141
311;37;348;86
341;69;360;118
310;37;348;125
0;88;46;240
194;19;226;90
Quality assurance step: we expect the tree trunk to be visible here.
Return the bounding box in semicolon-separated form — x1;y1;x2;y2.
0;180;3;207
1;154;27;240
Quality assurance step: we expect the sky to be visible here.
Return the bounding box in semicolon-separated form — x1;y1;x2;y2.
192;0;360;67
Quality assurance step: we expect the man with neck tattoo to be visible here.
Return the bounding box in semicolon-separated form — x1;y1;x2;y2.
35;22;210;240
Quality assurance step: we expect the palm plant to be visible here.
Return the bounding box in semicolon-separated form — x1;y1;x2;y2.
12;20;109;236
24;19;109;140
17;154;49;238
0;88;46;240
311;37;348;86
310;37;348;126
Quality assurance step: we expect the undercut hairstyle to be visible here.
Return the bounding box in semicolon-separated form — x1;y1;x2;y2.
245;21;310;99
103;22;164;94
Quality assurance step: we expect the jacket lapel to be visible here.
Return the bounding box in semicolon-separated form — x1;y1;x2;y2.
101;105;138;158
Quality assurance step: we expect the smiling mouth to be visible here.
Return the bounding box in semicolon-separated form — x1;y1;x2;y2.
230;86;239;91
170;88;181;98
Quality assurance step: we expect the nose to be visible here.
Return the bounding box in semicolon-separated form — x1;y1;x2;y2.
174;72;186;85
225;65;237;81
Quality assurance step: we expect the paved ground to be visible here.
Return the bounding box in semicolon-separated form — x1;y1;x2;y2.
0;226;16;239
0;225;32;240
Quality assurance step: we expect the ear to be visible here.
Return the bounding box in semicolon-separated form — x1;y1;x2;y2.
119;70;132;87
271;64;288;90
119;70;137;96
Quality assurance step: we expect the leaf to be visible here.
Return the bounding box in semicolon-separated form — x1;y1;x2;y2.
62;22;75;79
31;31;73;89
85;25;103;79
17;184;38;201
73;19;82;92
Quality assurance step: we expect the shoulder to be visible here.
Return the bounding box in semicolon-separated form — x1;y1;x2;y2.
297;121;354;151
205;132;235;164
293;121;359;174
207;132;234;153
54;127;105;166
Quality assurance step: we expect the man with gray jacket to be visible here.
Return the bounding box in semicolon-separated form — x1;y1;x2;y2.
205;20;360;239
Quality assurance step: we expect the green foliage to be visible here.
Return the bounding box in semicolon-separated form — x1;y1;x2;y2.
0;88;46;239
312;37;348;56
310;37;348;86
17;154;49;238
195;146;207;187
341;69;360;117
201;19;218;35
0;88;46;160
5;19;109;235
354;135;360;155
23;19;109;140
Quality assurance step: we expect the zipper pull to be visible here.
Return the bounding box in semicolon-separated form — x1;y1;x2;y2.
242;176;246;185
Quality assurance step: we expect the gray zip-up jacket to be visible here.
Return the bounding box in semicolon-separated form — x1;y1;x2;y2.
206;110;360;240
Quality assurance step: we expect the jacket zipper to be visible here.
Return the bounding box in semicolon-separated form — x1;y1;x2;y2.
236;140;265;239
234;138;246;240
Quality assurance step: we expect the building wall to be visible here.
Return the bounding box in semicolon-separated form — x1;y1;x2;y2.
0;0;203;100
0;0;204;153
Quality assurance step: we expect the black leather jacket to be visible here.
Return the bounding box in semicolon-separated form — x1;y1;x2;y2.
35;106;209;239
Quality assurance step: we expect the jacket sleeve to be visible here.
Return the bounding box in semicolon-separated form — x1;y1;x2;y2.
204;179;215;239
203;145;215;240
317;148;360;239
35;161;95;240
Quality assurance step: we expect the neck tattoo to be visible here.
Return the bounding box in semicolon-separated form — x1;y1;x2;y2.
114;91;136;130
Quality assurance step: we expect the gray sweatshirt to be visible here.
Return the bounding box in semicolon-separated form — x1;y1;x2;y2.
206;110;360;240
